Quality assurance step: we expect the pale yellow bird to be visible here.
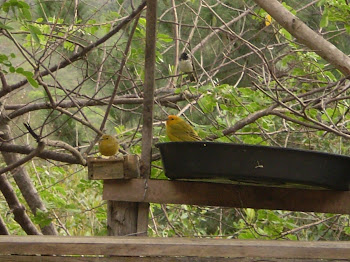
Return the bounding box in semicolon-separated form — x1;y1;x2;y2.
98;134;119;156
166;115;201;142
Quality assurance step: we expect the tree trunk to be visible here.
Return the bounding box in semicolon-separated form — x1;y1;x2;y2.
0;173;40;235
0;125;57;235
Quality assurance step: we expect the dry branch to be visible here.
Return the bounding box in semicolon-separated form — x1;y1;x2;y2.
2;94;198;125
0;174;40;235
0;215;9;235
0;1;147;98
0;125;57;235
0;143;84;165
0;141;45;176
253;0;350;75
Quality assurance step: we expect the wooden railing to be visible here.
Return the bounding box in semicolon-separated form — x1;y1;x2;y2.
1;236;350;261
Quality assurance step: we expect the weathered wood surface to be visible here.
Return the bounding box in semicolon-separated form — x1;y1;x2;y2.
88;157;124;180
107;201;138;236
1;236;350;259
0;255;346;262
123;155;140;179
104;179;350;214
87;155;140;180
88;156;141;235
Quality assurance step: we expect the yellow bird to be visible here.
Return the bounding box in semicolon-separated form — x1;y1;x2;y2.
166;115;201;142
265;14;272;27
98;134;119;156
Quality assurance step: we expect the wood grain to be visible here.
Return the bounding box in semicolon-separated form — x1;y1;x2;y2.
0;236;350;259
107;201;138;236
87;155;140;180
87;157;124;180
0;255;344;262
103;179;350;214
123;155;140;178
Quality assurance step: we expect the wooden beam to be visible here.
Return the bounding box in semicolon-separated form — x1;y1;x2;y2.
1;236;350;259
104;179;350;214
138;0;157;236
0;255;342;262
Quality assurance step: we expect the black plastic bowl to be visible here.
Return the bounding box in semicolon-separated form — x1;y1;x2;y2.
155;142;350;190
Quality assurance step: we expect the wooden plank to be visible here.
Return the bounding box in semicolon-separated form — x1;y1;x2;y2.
103;179;350;214
87;157;124;180
0;255;342;262
87;155;140;180
1;236;350;259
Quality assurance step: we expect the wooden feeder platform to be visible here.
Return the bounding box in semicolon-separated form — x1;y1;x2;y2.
83;153;350;261
87;155;350;214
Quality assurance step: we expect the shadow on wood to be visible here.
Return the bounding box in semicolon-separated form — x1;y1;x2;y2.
103;179;350;214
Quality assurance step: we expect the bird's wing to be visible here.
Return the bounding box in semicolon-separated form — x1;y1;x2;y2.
174;122;201;141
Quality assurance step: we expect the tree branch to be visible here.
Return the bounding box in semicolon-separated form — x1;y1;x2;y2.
0;214;9;235
0;143;84;165
2;93;199;125
0;174;41;235
0;1;147;98
253;0;350;75
0;141;45;175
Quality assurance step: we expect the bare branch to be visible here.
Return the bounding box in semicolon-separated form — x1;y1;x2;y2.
253;0;350;75
0;143;84;165
0;141;45;175
0;1;147;98
0;174;41;235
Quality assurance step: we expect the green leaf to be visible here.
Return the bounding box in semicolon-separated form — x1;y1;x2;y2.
2;2;10;12
27;76;39;88
15;67;24;73
199;95;215;113
138;17;146;26
21;70;34;78
158;33;173;43
63;41;75;51
317;0;327;6
0;22;14;30
245;208;255;222
345;25;350;34
33;209;52;227
30;32;40;44
0;54;8;62
21;7;32;20
320;10;329;28
28;25;42;35
17;0;30;9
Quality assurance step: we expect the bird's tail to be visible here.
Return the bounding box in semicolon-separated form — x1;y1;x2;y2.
189;72;197;82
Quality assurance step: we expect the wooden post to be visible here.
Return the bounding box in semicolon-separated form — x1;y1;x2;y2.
87;155;141;236
105;155;141;236
107;201;138;236
138;0;158;236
